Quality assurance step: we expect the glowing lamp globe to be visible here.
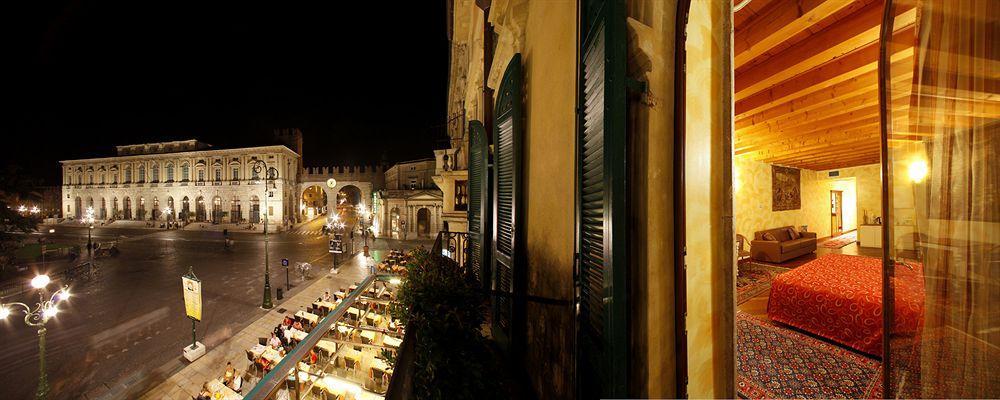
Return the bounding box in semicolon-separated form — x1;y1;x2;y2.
0;307;9;320
31;275;51;289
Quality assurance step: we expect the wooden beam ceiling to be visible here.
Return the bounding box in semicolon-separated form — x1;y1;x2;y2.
732;0;917;170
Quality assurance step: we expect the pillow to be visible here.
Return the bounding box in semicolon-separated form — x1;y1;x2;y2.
762;232;778;241
788;228;800;240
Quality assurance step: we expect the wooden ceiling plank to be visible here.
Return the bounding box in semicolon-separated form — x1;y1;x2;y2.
735;69;911;131
734;0;861;69
736;34;914;116
743;128;881;159
735;4;915;101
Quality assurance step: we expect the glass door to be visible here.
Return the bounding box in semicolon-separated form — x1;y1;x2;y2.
881;0;999;397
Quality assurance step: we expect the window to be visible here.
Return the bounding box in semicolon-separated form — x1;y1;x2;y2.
214;169;221;181
151;164;159;182
232;167;239;180
455;180;468;211
182;164;190;181
467;121;490;285
491;53;524;355
198;170;205;181
575;2;628;396
137;165;145;182
125;167;132;183
409;179;418;190
166;163;174;182
268;206;273;216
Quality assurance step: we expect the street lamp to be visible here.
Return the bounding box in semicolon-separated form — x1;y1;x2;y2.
83;207;95;256
251;159;279;309
0;274;70;399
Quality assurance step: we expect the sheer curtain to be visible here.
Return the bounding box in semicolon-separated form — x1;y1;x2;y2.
886;0;999;397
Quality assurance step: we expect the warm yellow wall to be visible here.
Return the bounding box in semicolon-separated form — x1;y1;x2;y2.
734;158;882;240
830;178;858;232
513;1;577;398
685;0;734;397
625;0;679;397
822;163;882;228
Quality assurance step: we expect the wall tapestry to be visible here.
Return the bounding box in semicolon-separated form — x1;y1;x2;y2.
772;165;801;211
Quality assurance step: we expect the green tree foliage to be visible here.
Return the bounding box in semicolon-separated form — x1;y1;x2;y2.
390;248;500;399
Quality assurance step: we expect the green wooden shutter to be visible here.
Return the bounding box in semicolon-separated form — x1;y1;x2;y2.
492;54;524;352
576;0;628;397
468;120;491;291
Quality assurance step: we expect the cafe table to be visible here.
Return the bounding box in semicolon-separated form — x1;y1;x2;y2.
360;330;377;343
208;378;243;400
334;291;346;301
286;327;307;342
382;336;402;348
249;344;267;358
295;310;319;324
316;339;337;354
313;300;337;311
371;357;392;374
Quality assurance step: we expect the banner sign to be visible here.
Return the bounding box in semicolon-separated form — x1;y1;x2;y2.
329;234;344;254
182;271;202;321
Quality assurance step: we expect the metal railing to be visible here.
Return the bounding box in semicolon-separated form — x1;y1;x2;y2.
432;231;472;282
243;273;404;400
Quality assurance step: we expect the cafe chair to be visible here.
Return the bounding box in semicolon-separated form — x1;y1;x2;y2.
258;337;268;346
231;375;243;393
345;357;358;377
245;350;259;376
311;385;326;400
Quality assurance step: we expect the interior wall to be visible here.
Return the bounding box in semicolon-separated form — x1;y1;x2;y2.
684;0;734;397
830;178;858;233
734;158;881;240
819;163;882;228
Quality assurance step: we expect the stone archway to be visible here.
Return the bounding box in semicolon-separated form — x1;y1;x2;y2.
195;196;206;222
301;185;329;220
123;197;132;220
337;185;363;207
417;207;431;237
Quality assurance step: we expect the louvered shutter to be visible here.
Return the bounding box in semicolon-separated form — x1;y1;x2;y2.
468;120;491;290
492;54;523;351
576;0;628;397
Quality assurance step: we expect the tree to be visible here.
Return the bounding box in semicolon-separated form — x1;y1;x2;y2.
0;164;43;272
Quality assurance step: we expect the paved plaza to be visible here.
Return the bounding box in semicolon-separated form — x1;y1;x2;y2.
0;222;432;400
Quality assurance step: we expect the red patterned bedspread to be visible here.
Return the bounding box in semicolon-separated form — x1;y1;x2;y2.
767;254;924;357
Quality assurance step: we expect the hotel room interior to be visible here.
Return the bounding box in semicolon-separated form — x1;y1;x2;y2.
729;0;997;398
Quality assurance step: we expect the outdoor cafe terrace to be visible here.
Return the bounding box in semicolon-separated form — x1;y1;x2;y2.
201;249;411;400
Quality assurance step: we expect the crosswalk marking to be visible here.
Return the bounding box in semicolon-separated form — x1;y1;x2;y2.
291;229;324;236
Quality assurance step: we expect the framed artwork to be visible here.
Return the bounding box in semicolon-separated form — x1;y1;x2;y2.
772;165;801;211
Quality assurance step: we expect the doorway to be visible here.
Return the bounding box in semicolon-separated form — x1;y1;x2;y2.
830;190;843;237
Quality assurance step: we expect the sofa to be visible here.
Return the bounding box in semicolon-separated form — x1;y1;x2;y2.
751;226;817;263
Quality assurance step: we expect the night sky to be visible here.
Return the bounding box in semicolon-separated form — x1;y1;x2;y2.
2;1;450;184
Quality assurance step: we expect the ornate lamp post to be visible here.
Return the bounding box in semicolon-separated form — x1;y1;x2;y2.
0;274;71;399
83;207;95;256
251;160;279;309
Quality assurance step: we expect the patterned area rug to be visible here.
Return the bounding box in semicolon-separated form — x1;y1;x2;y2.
820;231;858;248
736;263;786;305
737;313;882;399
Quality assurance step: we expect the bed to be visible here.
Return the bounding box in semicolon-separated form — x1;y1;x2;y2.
767;254;924;357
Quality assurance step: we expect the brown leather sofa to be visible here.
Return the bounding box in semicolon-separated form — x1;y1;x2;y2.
751;226;817;263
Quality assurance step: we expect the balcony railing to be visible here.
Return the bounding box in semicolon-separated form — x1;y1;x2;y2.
244;273;405;400
432;231;474;284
